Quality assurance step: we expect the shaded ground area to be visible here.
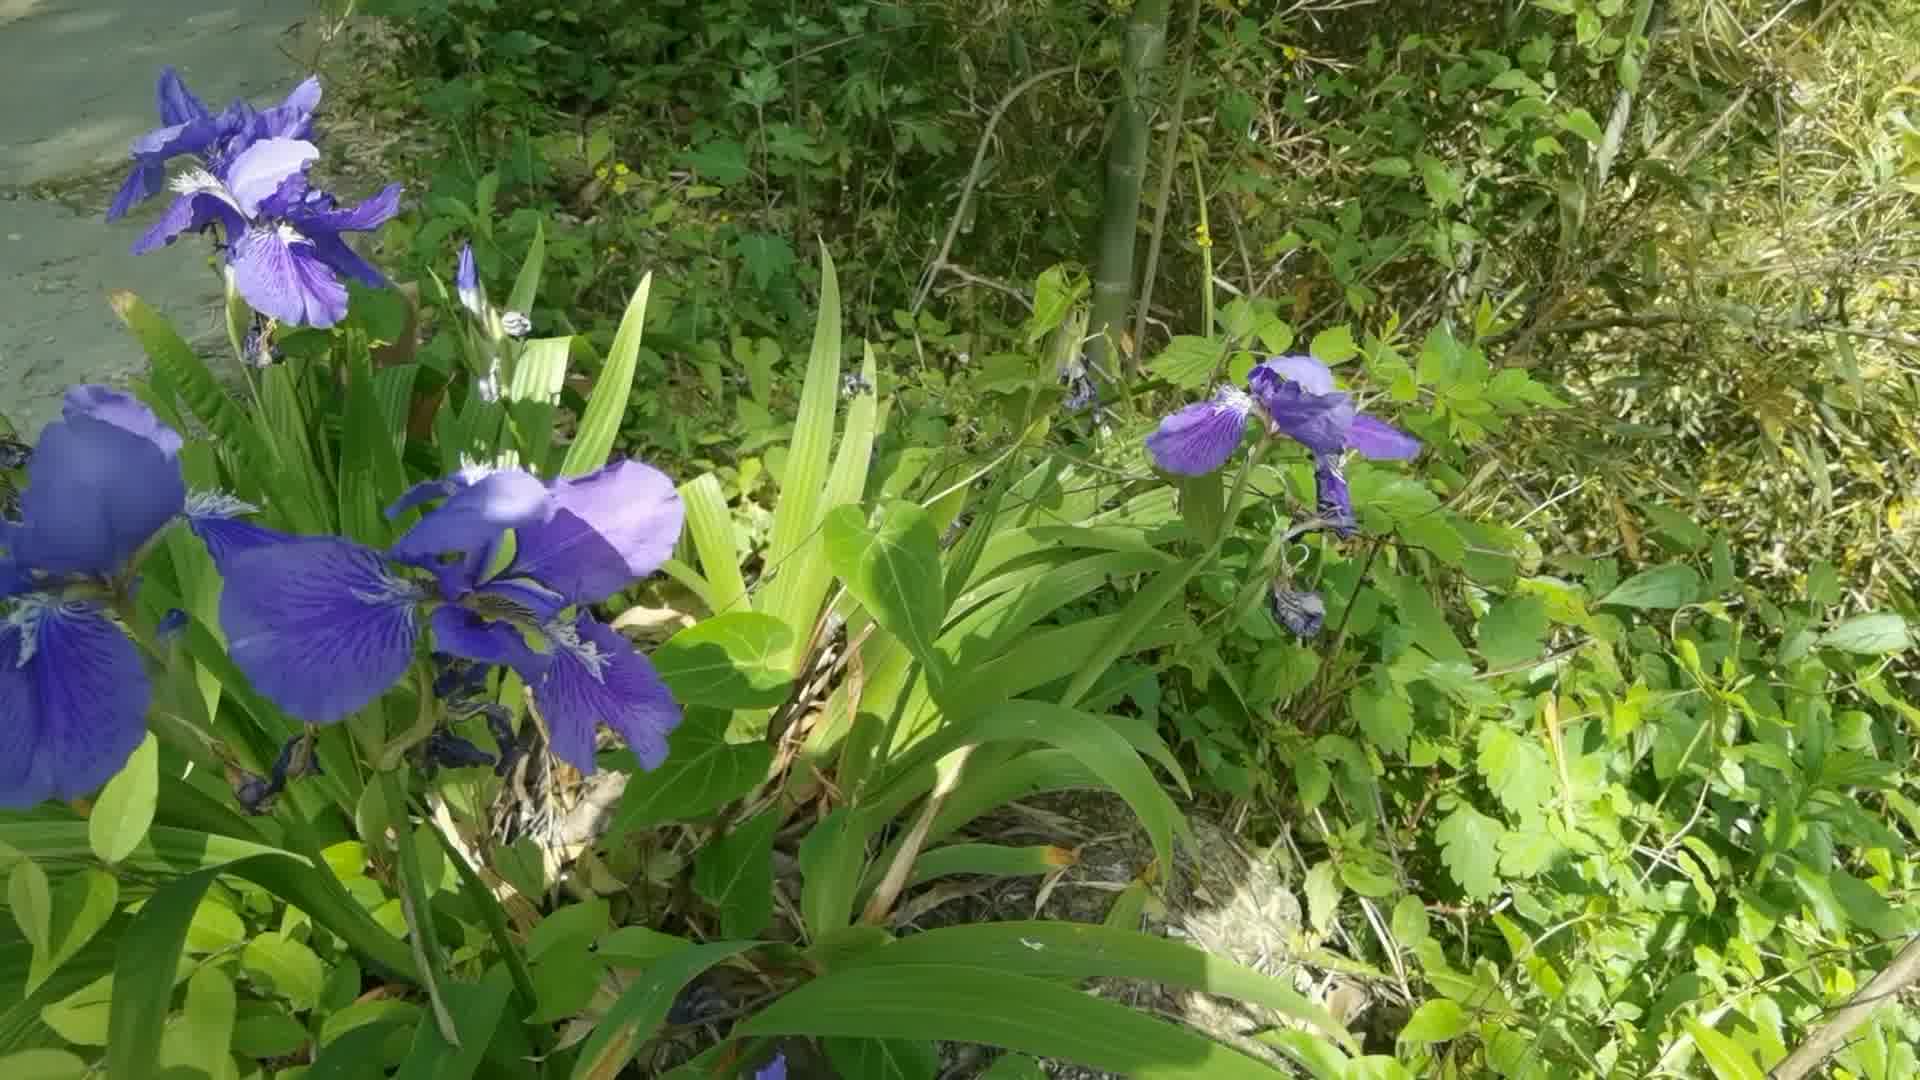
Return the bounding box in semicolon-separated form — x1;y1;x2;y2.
0;0;315;433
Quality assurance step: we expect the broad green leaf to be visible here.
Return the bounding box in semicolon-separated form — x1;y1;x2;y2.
1476;726;1554;818
307;1014;413;1079
89;733;158;865
681;473;749;616
525;898;610;962
1309;325;1358;363
1434;804;1505;900
233;1009;309;1058
836;922;1356;1054
158;965;236;1079
1560;107;1604;143
1146;335;1221;389
1476;596;1549;668
26;869;117;997
758;245;844;648
692;809;779;938
741;962;1290;1078
243;933;325;1011
1384;574;1471;666
1686;1020;1767;1080
43;974;115;1046
1600;564;1700;609
1390;896;1429;947
559;272;652;476
653;613;796;709
0;1049;89;1079
393;971;513;1080
568;941;758;1080
825;1036;941;1080
1819;613;1911;655
607;710;773;836
8;857;49;957
825;502;947;685
1349;680;1411;757
1398;1000;1468;1043
504;336;572;466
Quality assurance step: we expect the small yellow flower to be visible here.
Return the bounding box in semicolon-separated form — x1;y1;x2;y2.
1193;222;1213;249
613;162;631;177
612;178;630;195
594;164;609;180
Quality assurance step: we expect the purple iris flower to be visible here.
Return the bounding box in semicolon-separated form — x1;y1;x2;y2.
756;1054;787;1080
0;387;187;807
132;137;402;328
1145;354;1419;533
108;66;322;222
455;242;486;318
1269;586;1326;637
210;460;686;773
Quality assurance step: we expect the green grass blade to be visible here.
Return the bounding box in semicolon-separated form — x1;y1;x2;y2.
682;473;749;616
109;291;273;498
757;245;843;651
559;273;652;477
506;219;545;315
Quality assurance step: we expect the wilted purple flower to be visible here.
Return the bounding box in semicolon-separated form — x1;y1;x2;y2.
132;136;402;328
1269;586;1326;637
1313;456;1357;538
108;67;322;221
756;1053;787;1080
1146;355;1419;476
455;242;485;317
422;728;496;774
210;460;685;772
0;387;186;807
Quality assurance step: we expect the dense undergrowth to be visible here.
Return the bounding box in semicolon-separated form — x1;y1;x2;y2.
1;0;1917;1078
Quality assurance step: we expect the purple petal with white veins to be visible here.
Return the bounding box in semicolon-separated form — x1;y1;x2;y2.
533;615;680;772
1254;354;1336;396
254;76;321;139
218;538;421;723
1144;389;1253;476
1345;413;1421;460
0;603;150;808
229;226;349;327
222;138;318;217
12;415;185;576
1250;377;1355;456
388;468;553;565
305;230;389;288
132;191;247;255
155;67;211;126
189;515;292;569
290;182;402;234
431;605;551;682
64;386;182;458
510;460;684;604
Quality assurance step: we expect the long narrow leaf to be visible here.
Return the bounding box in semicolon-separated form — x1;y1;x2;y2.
682;473;749;616
559;274;652;476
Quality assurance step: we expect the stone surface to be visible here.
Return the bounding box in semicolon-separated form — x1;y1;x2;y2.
0;0;314;434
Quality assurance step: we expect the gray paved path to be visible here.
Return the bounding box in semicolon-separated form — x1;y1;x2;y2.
1;0;314;434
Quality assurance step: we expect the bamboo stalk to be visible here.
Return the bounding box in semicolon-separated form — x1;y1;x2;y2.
1087;0;1172;376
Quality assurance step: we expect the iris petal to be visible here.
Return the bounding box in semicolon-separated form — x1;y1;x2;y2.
155;66;211;126
1144;389;1253;476
1250;377;1354;455
430;605;551;682
290;182;402;235
533;615;679;772
1254;354;1336;396
0;603;150;808
12;415;185;576
1345;413;1421;460
230;226;349;327
224;138;318;218
64;386;183;458
219;538;421;722
132;191;247;255
388;469;553;565
509;461;683;605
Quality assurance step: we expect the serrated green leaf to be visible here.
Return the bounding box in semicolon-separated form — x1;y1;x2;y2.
1476;596;1549;669
654;612;796;708
559;273;651;476
1600;564;1701;609
693;810;779;938
1310;325;1358;363
89;733;158;865
736;231;798;291
1147;336;1221;389
1399;1000;1469;1043
1687;1020;1767;1080
1435;805;1506;899
1476;727;1554;818
1819;613;1911;654
1350;679;1411;757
